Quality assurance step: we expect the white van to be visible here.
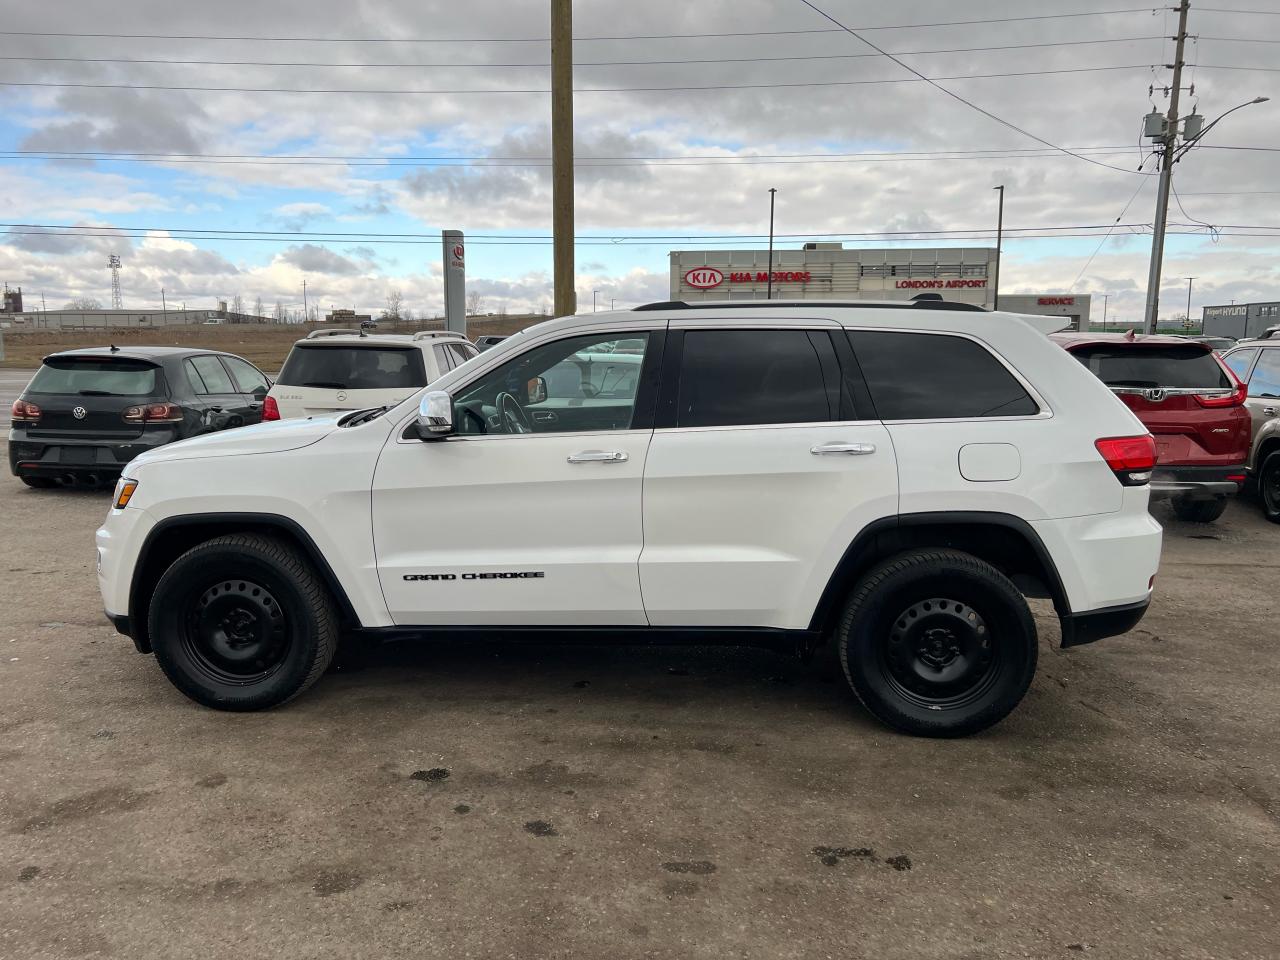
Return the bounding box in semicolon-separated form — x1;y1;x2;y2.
264;329;478;420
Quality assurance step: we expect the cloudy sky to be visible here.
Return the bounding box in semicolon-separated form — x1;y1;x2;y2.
0;0;1276;323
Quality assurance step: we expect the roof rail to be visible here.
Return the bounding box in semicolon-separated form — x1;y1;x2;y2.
411;330;465;341
633;299;987;313
306;328;363;339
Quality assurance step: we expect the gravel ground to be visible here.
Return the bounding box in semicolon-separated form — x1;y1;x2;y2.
0;458;1277;959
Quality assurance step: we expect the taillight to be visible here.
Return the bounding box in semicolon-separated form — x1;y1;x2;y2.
10;399;41;423
1193;368;1247;408
122;402;183;423
262;395;280;421
1095;435;1156;486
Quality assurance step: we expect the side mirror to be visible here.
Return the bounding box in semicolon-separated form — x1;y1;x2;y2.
526;376;548;405
415;390;453;439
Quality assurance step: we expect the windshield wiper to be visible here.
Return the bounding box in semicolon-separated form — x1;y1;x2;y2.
77;389;114;396
301;380;347;389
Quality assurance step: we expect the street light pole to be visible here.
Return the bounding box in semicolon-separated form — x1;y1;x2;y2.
161;288;167;325
993;184;1004;310
593;290;599;313
766;187;777;301
1102;293;1110;330
1185;277;1196;330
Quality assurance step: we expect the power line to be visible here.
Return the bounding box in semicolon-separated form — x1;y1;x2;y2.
795;0;1149;177
1200;6;1280;12
0;37;1168;70
0;64;1158;95
1070;178;1152;292
0;9;1162;44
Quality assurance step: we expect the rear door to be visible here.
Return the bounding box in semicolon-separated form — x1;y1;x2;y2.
639;322;896;629
186;355;253;431
1067;343;1245;466
221;355;272;425
1241;347;1280;460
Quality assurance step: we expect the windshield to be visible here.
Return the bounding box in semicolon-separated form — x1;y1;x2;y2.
1070;344;1230;389
277;345;425;390
27;358;162;396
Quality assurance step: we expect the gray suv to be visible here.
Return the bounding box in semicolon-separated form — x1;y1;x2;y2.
1221;341;1280;522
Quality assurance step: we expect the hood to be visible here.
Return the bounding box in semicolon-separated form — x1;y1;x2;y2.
128;415;339;469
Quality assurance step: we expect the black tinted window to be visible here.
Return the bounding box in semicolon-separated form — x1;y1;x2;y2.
28;358;159;397
849;331;1038;420
432;344;455;373
277;346;425;390
223;356;270;395
676;330;839;428
1070;344;1229;390
187;356;236;394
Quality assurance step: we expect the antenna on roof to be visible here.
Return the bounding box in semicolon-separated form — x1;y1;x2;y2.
109;343;120;352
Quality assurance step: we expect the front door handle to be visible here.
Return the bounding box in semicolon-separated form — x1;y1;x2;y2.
567;449;628;464
811;441;876;456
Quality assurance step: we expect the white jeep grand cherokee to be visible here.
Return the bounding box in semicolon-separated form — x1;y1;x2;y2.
97;300;1163;737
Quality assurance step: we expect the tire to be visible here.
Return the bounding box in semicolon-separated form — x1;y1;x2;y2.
1170;496;1228;523
19;476;55;489
147;533;339;711
838;550;1038;738
1260;451;1280;524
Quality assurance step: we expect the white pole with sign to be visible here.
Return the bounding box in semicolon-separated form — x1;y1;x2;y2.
443;230;465;334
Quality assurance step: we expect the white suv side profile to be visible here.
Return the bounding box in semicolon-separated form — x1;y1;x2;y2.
96;301;1162;737
264;328;478;421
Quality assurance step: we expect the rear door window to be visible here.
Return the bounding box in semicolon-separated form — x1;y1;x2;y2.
1248;349;1280;398
27;358;160;397
847;331;1039;420
277;346;426;390
447;342;478;367
432;344;456;374
187;356;237;395
1223;348;1257;382
1069;344;1230;390
222;356;271;396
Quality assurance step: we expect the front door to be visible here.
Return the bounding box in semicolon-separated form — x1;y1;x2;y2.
372;326;664;626
639;323;898;629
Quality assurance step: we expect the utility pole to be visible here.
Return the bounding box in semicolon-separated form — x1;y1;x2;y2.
1143;0;1191;333
1185;277;1196;329
551;0;576;316
161;288;167;325
302;279;308;321
1102;293;1110;329
593;290;599;312
992;184;1004;310
766;187;777;300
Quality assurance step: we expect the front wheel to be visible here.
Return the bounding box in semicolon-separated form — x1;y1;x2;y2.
1260;452;1280;524
1170;496;1228;523
838;550;1038;738
148;533;339;710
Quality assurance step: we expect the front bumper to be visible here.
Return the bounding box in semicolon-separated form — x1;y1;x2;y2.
1148;463;1244;501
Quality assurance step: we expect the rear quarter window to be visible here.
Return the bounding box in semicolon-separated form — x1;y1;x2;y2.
277;345;425;390
1069;344;1229;389
27;358;161;397
847;331;1039;420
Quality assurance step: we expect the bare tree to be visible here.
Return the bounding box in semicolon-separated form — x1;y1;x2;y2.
382;289;404;321
402;306;416;322
231;293;244;317
65;297;103;310
466;290;485;317
273;300;286;323
253;296;265;320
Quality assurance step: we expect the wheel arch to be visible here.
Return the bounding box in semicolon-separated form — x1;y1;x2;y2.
808;512;1070;636
128;513;359;654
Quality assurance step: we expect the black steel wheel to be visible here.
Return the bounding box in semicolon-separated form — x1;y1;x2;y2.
148;534;339;710
1261;451;1280;524
839;550;1038;738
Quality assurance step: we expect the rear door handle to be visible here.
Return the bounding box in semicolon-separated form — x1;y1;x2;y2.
811;441;876;456
248;402;262;410
1265;406;1277;417
567;449;628;464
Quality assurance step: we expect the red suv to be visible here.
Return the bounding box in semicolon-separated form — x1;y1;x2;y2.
1052;332;1249;522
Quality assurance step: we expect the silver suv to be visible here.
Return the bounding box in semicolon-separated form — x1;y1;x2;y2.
1221;340;1280;521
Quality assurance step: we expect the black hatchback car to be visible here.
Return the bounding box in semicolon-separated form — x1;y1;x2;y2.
9;346;272;488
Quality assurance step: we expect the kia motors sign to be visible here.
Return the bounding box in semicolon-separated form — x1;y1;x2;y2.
684;267;725;290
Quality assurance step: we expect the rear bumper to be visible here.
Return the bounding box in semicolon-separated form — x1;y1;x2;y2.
1060;597;1151;648
1148;463;1245;500
8;428;177;478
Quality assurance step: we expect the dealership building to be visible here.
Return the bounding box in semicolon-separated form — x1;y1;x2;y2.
670;244;1091;329
1201;301;1280;340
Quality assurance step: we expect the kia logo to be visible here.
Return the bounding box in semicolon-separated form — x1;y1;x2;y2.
1143;388;1167;402
684;267;725;290
72;406;87;420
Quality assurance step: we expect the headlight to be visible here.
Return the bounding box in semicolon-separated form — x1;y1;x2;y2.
113;477;138;509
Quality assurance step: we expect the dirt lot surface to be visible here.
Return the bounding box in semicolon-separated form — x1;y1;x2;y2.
0;315;536;370
1;459;1277;959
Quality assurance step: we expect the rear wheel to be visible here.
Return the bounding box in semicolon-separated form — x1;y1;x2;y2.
1170;496;1228;523
838;550;1038;738
19;476;55;489
1260;451;1280;524
148;534;339;710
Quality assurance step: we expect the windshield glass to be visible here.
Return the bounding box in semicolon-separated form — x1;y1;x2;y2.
1070;344;1230;389
28;358;161;396
277;345;425;390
